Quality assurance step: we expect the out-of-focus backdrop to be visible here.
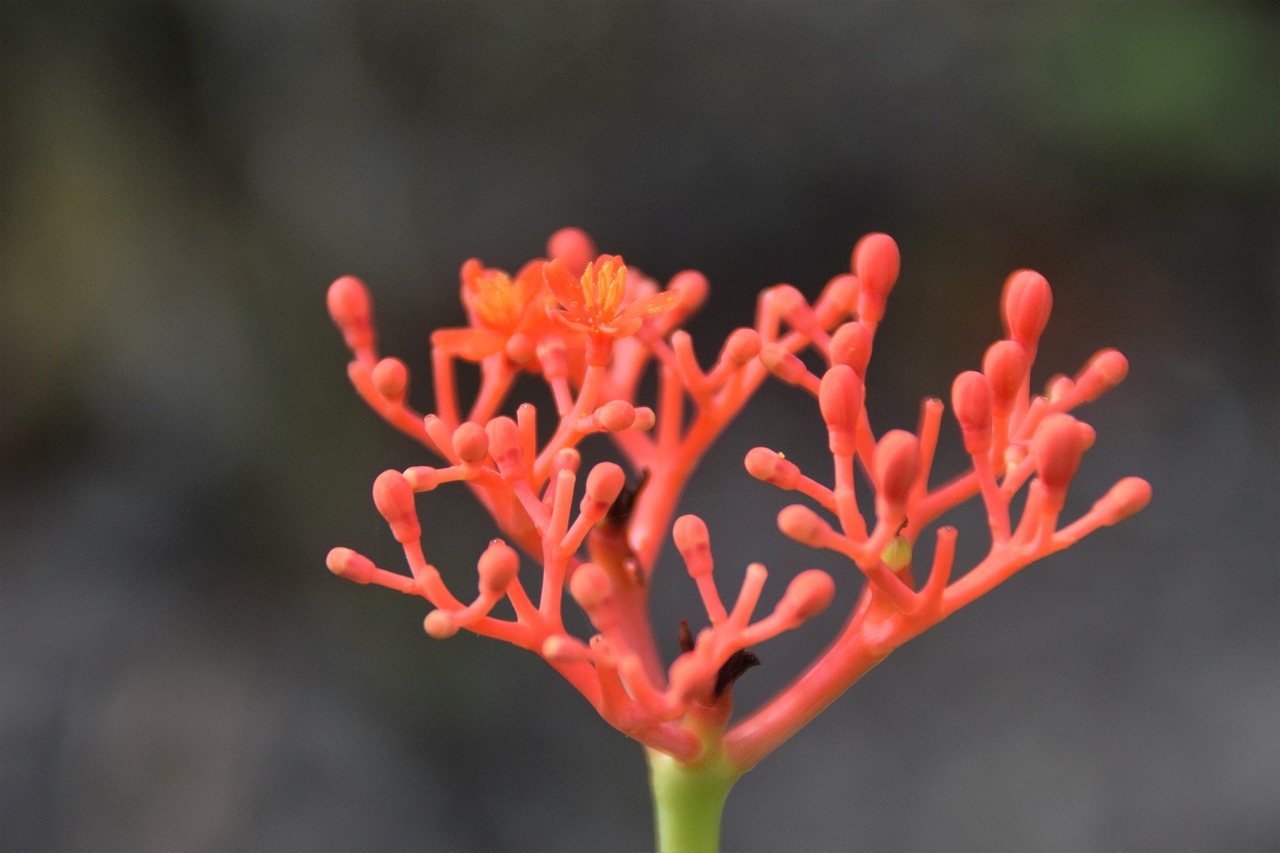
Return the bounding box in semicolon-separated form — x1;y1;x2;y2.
2;3;1277;851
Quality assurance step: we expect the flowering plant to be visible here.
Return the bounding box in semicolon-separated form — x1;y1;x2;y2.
326;229;1149;852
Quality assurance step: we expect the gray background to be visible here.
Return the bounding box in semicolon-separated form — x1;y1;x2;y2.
2;2;1277;851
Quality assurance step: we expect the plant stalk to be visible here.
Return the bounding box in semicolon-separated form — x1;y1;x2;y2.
646;747;740;853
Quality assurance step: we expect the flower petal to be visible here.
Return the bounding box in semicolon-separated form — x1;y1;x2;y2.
431;327;508;361
616;288;682;324
543;259;586;314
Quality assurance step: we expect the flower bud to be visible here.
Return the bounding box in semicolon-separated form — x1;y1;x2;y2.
951;371;993;455
775;285;820;336
982;340;1027;417
423;610;458;639
585;462;626;509
541;634;592;663
327;275;373;351
673;515;714;579
723;328;763;365
819;364;864;456
1093;477;1152;525
1001;270;1053;349
372;470;420;543
668;270;709;315
547;227;596;277
776;569;836;624
778;505;834;549
829;322;873;377
853;233;900;325
597;400;636;432
371;358;408;401
815;274;859;324
760;343;810;386
477;539;520;592
744;447;801;490
326;547;377;584
452;422;490;465
1032;413;1087;499
874;430;920;512
485;417;525;481
569;562;614;613
1073;349;1129;403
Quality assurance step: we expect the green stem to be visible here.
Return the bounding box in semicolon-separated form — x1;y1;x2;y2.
647;747;741;853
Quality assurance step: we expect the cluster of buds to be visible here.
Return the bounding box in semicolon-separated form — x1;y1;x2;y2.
326;229;1149;771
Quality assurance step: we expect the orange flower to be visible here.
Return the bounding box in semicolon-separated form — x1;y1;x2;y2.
543;254;681;339
432;259;547;361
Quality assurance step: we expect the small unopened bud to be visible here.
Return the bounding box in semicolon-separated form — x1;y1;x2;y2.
1032;413;1087;498
327;275;373;351
852;233;900;325
584;462;626;509
778;504;834;548
819;365;864;456
477;539;520;592
505;332;536;365
744;447;801;489
1047;374;1075;402
1001;270;1053;349
983;340;1027;417
423;610;458;639
326;547;376;584
1093;477;1152;525
874;430;920;511
485;417;525;481
537;337;569;380
569;562;614;613
452;422;490;465
776;569;836;624
816;274;859;324
775;285;820;335
951;371;994;455
371;358;408;401
673;515;713;578
760;343;810;386
829;321;873;377
723;328;762;365
1074;349;1129;402
597;400;636;432
668;270;709;315
372;470;420;543
547;227;597;277
631;407;656;431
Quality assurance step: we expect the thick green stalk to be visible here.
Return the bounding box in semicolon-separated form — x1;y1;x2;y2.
647;747;741;853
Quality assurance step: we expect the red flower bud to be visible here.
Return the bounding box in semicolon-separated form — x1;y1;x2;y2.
1093;477;1152;526
485;417;525;481
1073;349;1129;403
982;340;1027;417
546;227;597;277
326;547;377;584
852;233;900;304
829;322;873;377
1032;413;1087;499
673;515;714;578
371;358;408;401
874;430;920;510
819;365;864;456
327;275;373;351
723;328;763;365
585;462;626;508
452;422;490;465
778;504;834;548
951;371;993;455
1001;270;1053;349
477;539;520;592
744;447;801;490
372;470;420;544
776;569;836;624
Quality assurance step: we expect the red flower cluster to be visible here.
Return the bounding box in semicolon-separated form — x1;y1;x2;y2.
326;229;1149;770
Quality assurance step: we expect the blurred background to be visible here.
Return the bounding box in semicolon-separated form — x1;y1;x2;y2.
2;2;1276;851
